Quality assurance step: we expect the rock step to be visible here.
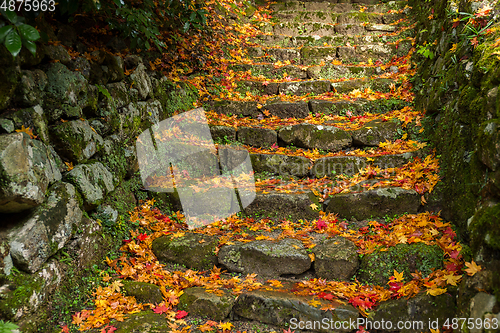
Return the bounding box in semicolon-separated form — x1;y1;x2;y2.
272;10;400;25
209;97;410;119
111;289;455;333
259;21;398;38
250;33;411;48
213;119;399;150
269;0;407;13
235;77;398;96
247;42;412;64
230;62;388;80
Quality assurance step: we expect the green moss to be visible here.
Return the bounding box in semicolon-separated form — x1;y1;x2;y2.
0;269;44;320
470;203;500;251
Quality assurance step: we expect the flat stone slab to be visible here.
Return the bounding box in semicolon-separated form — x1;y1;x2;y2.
325;187;420;220
313;236;359;281
122;281;164;304
248;47;300;62
209;125;236;142
279;80;331;95
244;191;319;220
278;123;352;151
263;101;310;119
237;126;277;147
309;99;370;115
251;153;310;177
233;288;359;332
232;63;307;79
218;238;311;278
178;287;236;321
151;233;218;271
273;22;337;37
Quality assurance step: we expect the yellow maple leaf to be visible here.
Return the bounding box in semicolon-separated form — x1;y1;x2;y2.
64;161;74;171
426;287;447;296
443;273;462;286
464;260;482;276
171;232;185;239
309;253;315;262
310;203;319;211
218;322;233;332
308;299;321;307
15;125;36;139
392;269;404;282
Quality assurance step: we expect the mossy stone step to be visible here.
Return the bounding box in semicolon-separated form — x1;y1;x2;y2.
244;190;320;220
325;186;420;220
331;77;397;94
270;1;407;13
250;33;403;48
278;123;352;151
263;21;397;38
311;151;421;178
230;63;308;79
233;288;359;332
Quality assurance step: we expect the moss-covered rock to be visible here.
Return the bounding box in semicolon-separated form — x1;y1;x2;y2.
122;281;163;304
263;101;310;119
278;124;352;151
44;62;88;109
178;287;235;320
279;80;331;95
469;203;500;252
326;187;420;220
357;243;444;285
313;236;359;281
233;288;359;332
251;153;310;177
50;119;104;163
111;311;171;332
372;293;456;333
351;119;399;146
237;126;277;147
218;238;311;278
244;191;319;220
151;233;218;271
0;65;20;110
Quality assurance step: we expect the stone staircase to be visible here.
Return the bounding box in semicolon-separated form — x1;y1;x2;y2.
84;1;457;332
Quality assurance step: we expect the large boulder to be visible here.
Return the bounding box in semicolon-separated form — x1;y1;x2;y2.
50;119;104;163
129;63;153;100
8;182;82;273
14;69;48;107
218;238;311;278
65;162;115;209
151;233;218;271
0;133;62;213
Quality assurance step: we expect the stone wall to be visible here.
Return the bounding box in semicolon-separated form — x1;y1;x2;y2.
0;23;198;330
410;0;500;325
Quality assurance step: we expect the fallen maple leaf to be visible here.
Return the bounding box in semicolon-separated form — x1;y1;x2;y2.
154;303;169;315
15;125;36;139
176;310;188;319
464;260;482;276
316;219;327;230
391;269;404;283
426;287;447;296
219;322;233;332
101;325;118;333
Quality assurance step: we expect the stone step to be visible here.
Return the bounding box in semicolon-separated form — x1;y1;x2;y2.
250;33;408;48
260;21;397;38
270;0;407;13
273;10;390;25
231;62;388;80
212;117;399;151
324;186;421;220
235;76;397;97
244;189;320;220
247;41;412;64
209;95;409;119
233;288;359;332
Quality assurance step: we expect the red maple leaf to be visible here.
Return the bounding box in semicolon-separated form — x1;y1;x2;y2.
153;303;169;314
137;233;149;241
176;310;188;319
101;326;118;333
318;292;335;301
316;219;327;230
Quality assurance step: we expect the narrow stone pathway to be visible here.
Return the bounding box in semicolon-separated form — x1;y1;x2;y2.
75;1;465;332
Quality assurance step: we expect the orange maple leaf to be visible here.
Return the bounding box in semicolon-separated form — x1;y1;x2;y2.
15;125;36;139
464;260;482;276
